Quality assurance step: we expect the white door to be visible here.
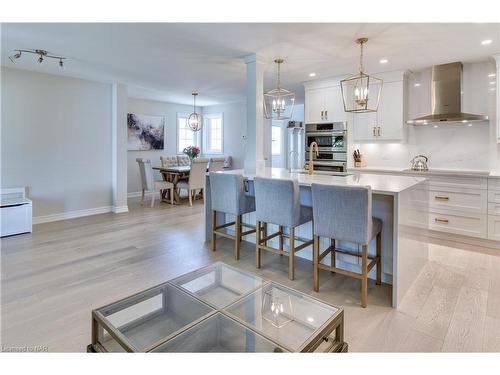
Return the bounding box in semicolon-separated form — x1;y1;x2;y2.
352;111;377;141
271;124;285;167
305;89;325;124
377;80;404;141
323;86;346;123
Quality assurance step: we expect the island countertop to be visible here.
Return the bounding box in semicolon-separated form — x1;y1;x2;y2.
215;168;425;195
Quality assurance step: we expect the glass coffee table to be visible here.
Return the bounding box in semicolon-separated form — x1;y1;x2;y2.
88;262;346;353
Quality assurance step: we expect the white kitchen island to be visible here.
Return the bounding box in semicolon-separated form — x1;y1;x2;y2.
205;168;428;308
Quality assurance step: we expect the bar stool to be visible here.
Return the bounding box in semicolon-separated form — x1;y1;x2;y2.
254;177;314;280
311;183;382;308
209;172;256;260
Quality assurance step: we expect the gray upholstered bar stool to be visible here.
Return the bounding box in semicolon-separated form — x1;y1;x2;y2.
254;177;314;280
209;172;256;260
311;183;382;308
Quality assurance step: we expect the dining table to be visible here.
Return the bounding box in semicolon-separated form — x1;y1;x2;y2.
152;165;191;204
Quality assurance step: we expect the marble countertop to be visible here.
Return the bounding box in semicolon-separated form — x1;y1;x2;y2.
348;166;496;178
217;168;425;195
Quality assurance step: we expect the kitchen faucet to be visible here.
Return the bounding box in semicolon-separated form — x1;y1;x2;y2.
308;142;319;175
288;150;299;172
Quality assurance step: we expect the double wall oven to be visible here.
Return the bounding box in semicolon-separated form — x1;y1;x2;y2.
305;122;347;172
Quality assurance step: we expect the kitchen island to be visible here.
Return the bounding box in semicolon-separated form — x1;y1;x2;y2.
205;168;428;308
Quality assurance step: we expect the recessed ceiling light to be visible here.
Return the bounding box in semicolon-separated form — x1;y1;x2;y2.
490;81;496;85
468;124;472;127
461;120;467;123
488;73;496;78
379;59;388;64
414;83;421;87
481;39;492;45
433;125;439;128
309;72;316;77
491;88;496;91
307;317;314;323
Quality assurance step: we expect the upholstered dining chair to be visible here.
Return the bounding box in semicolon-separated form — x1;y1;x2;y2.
160;155;178;168
136;158;174;207
176;158;209;206
209;157;226;172
177;155;191;166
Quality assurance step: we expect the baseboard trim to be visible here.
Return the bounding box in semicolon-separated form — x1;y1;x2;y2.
33;206;113;224
127;191;161;198
112;205;129;214
427;229;500;253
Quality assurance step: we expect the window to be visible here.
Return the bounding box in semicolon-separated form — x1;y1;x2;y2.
203;113;223;154
177;114;200;153
271;125;282;156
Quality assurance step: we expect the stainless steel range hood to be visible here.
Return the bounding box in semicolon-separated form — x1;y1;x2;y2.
407;62;488;125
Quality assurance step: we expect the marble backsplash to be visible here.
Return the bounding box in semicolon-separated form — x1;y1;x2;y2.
352;121;499;171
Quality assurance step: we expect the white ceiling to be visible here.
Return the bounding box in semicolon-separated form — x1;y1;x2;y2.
1;23;499;106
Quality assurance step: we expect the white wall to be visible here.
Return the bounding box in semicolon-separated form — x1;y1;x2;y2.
202;101;247;170
1;67;114;220
127;97;193;194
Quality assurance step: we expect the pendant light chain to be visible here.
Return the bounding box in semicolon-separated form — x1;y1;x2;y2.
277;61;281;90
359;40;364;74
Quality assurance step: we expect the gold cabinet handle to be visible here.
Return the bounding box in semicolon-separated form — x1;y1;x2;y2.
377;127;381;136
434;195;449;201
321;110;324;120
325;110;328;119
372;127;376;136
435;218;449;224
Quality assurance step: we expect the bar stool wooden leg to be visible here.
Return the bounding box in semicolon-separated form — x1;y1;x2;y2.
235;215;242;260
376;232;382;285
361;244;368;308
313;235;320;292
211;210;217;252
278;225;284;256
262;222;268;247
289;227;295;280
256;220;262;268
331;238;336;273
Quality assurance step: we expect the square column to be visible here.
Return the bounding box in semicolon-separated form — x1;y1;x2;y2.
244;54;267;173
112;83;128;213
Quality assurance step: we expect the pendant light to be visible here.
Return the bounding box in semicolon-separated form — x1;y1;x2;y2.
188;92;202;132
340;38;383;113
264;59;295;120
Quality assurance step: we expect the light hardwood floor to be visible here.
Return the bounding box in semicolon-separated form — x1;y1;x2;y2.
1;198;499;352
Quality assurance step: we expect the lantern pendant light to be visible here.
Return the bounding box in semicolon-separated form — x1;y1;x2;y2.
264;59;295;120
340;38;383;113
188;92;202;132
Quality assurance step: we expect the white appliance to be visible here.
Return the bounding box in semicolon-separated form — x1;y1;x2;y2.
1;187;33;237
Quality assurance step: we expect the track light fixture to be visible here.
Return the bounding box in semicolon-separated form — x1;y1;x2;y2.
9;49;67;69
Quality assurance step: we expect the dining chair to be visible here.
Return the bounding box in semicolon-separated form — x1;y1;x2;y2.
209;157;226;172
177;155;191;166
160;155;178;168
136;158;174;207
176;158;209;206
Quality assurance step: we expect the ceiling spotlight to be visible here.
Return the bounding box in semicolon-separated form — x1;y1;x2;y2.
379;59;388;64
488;73;496;78
490;81;496;85
481;39;492;45
491;88;496;91
8;48;67;68
414;83;421;87
309;72;316;77
433;125;439;128
468;124;472;127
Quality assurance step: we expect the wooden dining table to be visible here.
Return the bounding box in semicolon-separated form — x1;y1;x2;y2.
152;165;191;204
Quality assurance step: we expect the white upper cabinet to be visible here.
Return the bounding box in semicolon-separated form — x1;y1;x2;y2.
305;71;406;142
304;82;346;124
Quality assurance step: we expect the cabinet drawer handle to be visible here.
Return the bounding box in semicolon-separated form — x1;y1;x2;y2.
325;110;328;119
377;127;381;136
435;218;449;224
372;127;376;136
434;195;449;201
321;111;324;120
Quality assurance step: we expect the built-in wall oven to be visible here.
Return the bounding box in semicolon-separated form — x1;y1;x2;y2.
305;122;347;172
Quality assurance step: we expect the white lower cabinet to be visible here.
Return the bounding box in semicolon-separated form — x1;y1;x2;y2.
488;178;500;241
429;209;488;239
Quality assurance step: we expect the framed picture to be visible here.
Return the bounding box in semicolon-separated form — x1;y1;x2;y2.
127;113;165;150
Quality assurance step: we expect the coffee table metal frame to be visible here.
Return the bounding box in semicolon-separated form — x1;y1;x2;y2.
89;262;345;353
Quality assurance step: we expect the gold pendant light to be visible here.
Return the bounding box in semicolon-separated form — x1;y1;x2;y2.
188;92;202;132
340;38;383;113
263;59;295;120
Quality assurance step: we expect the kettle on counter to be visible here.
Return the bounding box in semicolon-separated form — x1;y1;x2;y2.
410;155;429;171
